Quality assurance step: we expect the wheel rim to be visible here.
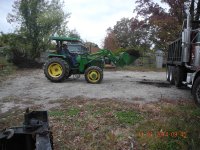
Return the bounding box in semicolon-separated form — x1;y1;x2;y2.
48;63;63;78
87;70;100;83
196;85;200;103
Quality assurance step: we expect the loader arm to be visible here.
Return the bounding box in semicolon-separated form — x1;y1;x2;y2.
76;49;136;72
88;49;118;65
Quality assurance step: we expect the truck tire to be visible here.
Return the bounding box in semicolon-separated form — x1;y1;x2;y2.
169;66;175;85
166;66;170;82
192;77;200;106
85;66;103;84
174;66;185;87
44;57;69;82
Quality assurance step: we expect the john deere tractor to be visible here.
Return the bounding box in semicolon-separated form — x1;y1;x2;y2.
44;36;139;84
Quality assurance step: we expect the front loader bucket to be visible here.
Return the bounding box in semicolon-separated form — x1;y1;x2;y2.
118;51;139;67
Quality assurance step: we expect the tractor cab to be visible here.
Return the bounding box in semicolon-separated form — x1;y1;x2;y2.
49;36;89;55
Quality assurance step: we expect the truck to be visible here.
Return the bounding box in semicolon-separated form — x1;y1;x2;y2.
166;13;200;105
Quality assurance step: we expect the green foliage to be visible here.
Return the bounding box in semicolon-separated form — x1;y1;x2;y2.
68;29;81;39
104;17;151;55
7;0;70;60
0;57;9;65
112;48;125;55
0;57;16;81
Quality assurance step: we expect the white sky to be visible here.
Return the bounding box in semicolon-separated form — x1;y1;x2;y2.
65;0;135;47
0;0;165;47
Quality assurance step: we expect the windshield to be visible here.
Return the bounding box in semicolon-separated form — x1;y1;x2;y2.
68;45;88;54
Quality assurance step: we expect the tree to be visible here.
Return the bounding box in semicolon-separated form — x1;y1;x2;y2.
134;0;182;53
103;17;151;54
7;0;70;59
104;28;119;51
112;18;132;48
68;29;81;39
134;0;200;53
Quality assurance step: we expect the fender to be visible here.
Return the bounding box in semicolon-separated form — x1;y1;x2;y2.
192;68;200;90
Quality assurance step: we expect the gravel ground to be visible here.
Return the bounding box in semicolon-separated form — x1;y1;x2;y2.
0;69;192;112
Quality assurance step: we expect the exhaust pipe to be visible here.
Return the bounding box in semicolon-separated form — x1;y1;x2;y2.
182;13;191;63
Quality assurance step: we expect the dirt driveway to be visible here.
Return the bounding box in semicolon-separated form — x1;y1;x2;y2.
0;69;192;112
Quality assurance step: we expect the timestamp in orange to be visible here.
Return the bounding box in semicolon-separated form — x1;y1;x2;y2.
137;131;187;138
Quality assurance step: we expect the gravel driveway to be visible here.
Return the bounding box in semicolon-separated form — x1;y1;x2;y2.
0;69;192;112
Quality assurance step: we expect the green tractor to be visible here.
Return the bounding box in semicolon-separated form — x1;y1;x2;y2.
44;36;139;84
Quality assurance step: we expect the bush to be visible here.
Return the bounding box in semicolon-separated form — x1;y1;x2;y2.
0;57;16;79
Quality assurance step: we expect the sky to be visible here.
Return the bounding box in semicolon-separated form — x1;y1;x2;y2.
0;0;164;47
0;0;135;47
65;0;135;47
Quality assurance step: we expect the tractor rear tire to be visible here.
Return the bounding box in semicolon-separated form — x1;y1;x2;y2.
66;73;72;79
44;57;69;82
85;66;103;84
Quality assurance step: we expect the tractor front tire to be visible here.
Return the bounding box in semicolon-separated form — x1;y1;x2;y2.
85;66;103;84
44;57;69;82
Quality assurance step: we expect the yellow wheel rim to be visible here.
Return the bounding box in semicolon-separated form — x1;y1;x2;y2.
87;70;100;83
48;63;63;78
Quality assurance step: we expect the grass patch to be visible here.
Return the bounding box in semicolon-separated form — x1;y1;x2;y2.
0;98;199;149
0;108;25;129
115;110;142;125
67;108;80;116
49;108;80;117
49;110;65;117
135;100;200;150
